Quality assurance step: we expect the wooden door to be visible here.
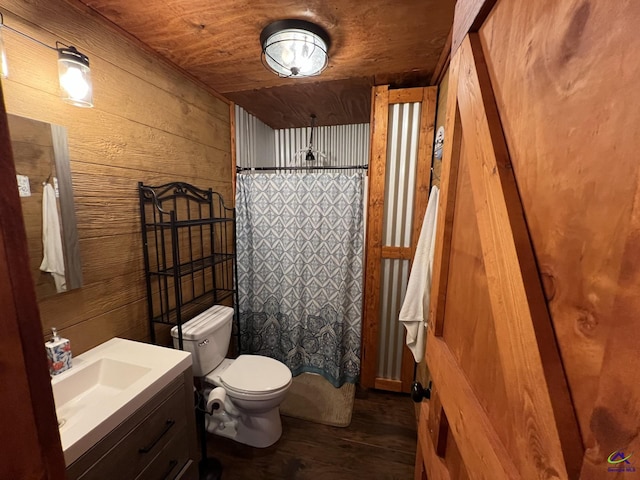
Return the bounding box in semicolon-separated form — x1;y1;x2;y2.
0;83;66;476
418;0;640;478
417;23;582;480
361;86;437;392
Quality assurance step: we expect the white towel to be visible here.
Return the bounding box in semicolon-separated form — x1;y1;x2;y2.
40;183;67;293
399;185;439;363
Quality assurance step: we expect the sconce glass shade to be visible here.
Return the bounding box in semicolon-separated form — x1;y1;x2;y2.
58;46;93;108
0;26;8;79
260;20;330;78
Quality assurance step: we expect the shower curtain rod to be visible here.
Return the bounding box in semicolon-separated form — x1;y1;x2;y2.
236;165;368;172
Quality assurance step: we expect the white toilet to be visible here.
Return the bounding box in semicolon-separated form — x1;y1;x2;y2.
171;305;292;448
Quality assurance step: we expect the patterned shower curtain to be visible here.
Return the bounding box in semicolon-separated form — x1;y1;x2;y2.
236;173;364;387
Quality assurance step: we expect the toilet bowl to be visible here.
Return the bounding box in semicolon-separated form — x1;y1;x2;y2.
171;305;292;448
204;355;292;447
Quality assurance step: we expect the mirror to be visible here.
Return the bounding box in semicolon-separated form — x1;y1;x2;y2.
9;114;82;300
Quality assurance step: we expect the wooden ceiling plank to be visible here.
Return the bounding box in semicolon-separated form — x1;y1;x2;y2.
81;0;453;92
226;77;374;129
77;0;455;127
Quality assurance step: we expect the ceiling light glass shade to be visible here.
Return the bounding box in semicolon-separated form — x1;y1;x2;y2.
58;46;93;108
0;27;8;79
261;20;330;77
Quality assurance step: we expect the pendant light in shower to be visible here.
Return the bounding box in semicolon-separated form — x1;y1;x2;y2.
294;114;327;164
305;114;317;162
260;19;330;78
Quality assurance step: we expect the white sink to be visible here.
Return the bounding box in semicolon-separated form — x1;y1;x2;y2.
53;358;151;430
51;338;192;466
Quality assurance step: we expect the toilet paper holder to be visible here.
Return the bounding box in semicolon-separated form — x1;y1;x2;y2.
206;387;227;413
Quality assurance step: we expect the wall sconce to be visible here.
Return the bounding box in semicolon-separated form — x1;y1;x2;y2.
0;12;93;107
56;42;93;108
260;19;330;78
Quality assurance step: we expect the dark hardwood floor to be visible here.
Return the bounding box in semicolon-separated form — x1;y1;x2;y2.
206;388;417;479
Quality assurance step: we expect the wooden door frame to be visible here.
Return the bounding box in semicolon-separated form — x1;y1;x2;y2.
229;101;237;203
0;83;66;478
361;86;437;391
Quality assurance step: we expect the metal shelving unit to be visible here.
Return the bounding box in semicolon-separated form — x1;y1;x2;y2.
138;181;238;351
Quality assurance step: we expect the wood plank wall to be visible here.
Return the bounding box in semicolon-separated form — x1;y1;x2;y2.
0;0;231;354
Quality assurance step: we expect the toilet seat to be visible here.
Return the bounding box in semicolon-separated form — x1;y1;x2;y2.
218;355;292;396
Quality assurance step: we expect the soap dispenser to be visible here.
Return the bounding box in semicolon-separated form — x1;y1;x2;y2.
46;328;72;376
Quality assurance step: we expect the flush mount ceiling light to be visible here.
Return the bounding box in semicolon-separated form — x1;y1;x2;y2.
260;19;330;78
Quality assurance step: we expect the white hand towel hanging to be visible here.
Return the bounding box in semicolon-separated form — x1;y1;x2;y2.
40;182;67;293
398;185;439;363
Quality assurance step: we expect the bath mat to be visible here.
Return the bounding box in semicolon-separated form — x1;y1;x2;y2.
279;372;356;427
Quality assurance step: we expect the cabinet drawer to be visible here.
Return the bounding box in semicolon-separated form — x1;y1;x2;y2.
136;426;191;480
174;460;197;480
79;384;188;480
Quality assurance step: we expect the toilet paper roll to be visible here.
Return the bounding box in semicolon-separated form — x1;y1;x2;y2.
206;387;227;413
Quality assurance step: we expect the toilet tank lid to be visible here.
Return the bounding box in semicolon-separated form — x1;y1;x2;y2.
221;355;292;393
170;305;234;341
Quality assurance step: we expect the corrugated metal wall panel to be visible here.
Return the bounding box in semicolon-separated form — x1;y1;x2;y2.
377;102;421;381
275;123;370;172
235;105;276;168
382;102;421;248
236;106;369;172
377;258;410;379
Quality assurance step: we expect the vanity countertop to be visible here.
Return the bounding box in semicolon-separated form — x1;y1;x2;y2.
51;338;192;465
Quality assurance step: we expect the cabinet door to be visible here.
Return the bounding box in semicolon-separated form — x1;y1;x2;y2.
419;15;581;480
67;378;191;480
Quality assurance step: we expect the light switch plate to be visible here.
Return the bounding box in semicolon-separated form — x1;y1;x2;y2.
17;174;31;197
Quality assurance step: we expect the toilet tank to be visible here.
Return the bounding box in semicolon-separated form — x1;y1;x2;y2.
170;305;234;377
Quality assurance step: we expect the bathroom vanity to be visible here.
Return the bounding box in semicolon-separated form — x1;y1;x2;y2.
52;338;198;479
66;373;196;479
